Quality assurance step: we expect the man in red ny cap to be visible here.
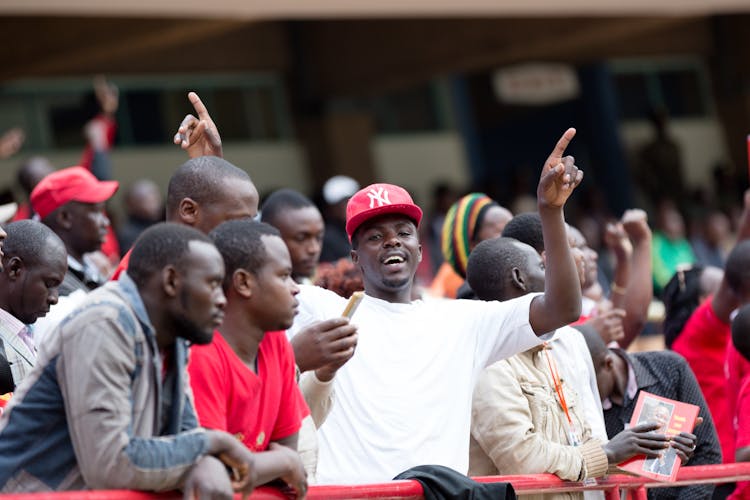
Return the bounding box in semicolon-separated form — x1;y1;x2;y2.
30;166;118;297
287;128;586;484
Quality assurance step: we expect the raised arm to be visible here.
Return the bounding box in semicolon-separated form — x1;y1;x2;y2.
173;92;223;159
618;209;653;348
530;128;584;333
603;221;632;311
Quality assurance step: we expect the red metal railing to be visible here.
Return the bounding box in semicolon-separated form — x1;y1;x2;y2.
3;463;749;499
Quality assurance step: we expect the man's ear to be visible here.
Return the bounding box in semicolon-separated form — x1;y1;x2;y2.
178;198;199;226
4;256;23;281
56;206;74;231
232;268;254;299
603;352;615;372
417;244;422;263
162;265;180;298
350;249;358;264
511;267;527;292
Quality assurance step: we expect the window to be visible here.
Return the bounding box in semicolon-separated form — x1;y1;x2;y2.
0;73;292;151
610;59;711;121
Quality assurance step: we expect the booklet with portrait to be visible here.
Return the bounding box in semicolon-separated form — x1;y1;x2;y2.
616;391;700;482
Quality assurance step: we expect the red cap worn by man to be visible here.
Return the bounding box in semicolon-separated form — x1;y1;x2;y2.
345;183;423;242
31;166;118;296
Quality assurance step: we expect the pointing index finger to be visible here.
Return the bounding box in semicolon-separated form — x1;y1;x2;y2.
187;91;210;121
547;127;576;165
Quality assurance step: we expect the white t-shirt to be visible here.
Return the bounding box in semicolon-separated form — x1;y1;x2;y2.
289;285;541;484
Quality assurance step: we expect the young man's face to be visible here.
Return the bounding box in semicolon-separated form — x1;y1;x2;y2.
195;179;258;234
568;226;598;289
271;206;324;281
68;201;110;255
172;241;226;345
351;214;421;301
514;240;546;294
249;235;300;331
8;244;67;324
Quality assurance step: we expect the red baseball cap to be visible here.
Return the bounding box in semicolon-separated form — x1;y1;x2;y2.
345;183;423;240
30;166;119;220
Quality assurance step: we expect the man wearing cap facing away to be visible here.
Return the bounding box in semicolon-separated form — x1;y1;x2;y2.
288;128;585;484
30;166;118;296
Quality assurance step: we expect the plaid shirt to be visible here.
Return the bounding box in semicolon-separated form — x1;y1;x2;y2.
0;308;35;390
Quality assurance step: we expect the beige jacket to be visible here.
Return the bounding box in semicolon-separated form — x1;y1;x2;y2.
469;344;608;500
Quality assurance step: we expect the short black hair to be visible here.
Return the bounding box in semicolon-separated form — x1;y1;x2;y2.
467;237;526;301
128;222;214;288
726;239;750;297
260;188;316;226
661;265;704;348
2;219;65;267
209;219;281;290
732;304;750;362
502;212;544;253
166;156;251;218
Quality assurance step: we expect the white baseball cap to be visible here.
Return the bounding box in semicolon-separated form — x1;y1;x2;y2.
323;175;360;205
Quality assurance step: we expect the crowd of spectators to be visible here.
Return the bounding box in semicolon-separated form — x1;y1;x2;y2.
0;80;747;500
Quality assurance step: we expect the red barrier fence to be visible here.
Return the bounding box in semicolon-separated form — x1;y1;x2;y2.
4;463;750;500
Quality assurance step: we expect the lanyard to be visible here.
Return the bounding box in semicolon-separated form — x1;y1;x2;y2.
542;343;582;447
543;343;572;425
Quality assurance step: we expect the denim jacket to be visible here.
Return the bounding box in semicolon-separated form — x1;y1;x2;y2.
0;274;209;492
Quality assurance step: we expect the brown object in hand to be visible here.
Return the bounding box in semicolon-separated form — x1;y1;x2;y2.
342;291;364;319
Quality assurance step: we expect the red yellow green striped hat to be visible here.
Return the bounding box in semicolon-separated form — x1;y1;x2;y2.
441;193;497;278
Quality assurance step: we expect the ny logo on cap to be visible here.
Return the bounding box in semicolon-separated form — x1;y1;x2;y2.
367;187;391;208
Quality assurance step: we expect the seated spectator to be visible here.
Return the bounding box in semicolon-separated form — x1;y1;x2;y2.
580;323;721;500
116;179;163;253
289;129;584;483
30;166;118;295
111;155;259;279
0;221;66;391
727;304;750;499
467;237;668;496
260;189;325;285
690;208;731;268
430;193;512;299
652;200;695;295
188;220;308;493
0;223;295;496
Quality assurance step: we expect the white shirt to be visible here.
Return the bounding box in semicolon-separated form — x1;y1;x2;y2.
547;326;607;500
547;326;608;444
290;285;541;484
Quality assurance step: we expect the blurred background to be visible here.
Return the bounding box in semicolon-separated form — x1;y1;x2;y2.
0;1;749;227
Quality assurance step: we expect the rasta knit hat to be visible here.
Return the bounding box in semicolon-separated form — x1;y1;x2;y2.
441;193;498;279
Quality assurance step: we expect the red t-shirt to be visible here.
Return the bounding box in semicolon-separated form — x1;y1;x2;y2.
727;344;750;498
188;331;309;451
672;297;734;463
